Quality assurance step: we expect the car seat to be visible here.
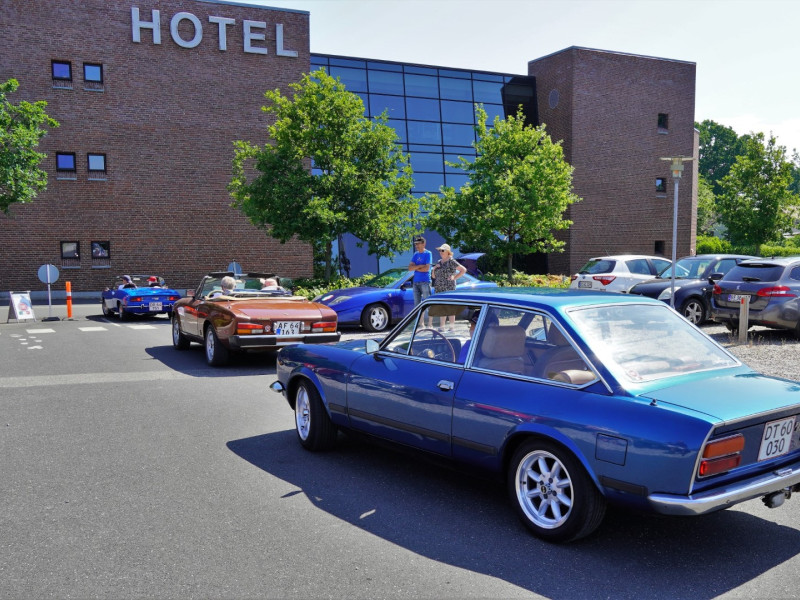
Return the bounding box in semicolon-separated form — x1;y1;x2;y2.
475;325;534;376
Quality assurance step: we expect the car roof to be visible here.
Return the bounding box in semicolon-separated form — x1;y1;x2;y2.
737;256;800;266
587;254;666;260
423;286;664;312
677;254;759;260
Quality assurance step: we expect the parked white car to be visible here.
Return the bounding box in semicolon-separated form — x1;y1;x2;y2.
569;255;672;293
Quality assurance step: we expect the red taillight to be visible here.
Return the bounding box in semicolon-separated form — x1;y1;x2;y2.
236;322;264;335
168;296;179;301
570;274;578;282
757;286;796;298
130;296;143;302
712;284;722;295
593;275;616;286
312;321;337;333
699;434;744;477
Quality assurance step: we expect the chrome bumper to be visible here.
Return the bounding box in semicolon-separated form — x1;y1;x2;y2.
649;464;800;516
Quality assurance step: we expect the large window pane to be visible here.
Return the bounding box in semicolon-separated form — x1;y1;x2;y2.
440;77;472;101
329;66;367;92
404;74;438;98
482;103;506;123
445;153;474;172
409;152;444;173
386;119;407;144
368;70;404;95
473;80;503;104
412;172;445;193
442;123;475;146
370;94;405;119
406;97;440;121
441;100;474;124
445;173;469;190
367;61;402;72
407;121;442;145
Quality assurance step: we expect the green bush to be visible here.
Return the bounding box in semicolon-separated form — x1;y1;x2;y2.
696;235;731;254
758;245;800;258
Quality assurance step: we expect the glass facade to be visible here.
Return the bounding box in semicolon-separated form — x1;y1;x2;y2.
310;54;538;276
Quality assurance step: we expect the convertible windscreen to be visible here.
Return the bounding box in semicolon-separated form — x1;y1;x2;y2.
568;303;739;383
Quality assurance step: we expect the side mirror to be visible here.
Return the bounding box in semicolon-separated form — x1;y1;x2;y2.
365;339;380;354
708;273;723;285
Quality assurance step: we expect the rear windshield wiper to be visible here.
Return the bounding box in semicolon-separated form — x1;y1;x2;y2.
742;276;762;282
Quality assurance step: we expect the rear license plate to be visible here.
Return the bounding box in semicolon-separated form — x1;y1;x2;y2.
275;321;301;336
727;294;745;302
758;416;796;461
578;281;592;289
149;302;162;311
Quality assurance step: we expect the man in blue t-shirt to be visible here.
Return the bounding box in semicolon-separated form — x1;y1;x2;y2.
408;235;433;305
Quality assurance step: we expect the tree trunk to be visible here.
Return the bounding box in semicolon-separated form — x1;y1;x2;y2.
325;239;333;282
507;253;513;282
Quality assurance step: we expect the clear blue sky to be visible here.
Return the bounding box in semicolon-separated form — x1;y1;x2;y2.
233;0;800;156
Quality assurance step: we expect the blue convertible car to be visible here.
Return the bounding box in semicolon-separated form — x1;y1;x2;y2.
271;288;800;542
101;275;181;319
314;267;497;332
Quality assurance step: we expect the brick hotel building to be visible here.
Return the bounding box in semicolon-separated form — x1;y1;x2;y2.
0;0;697;296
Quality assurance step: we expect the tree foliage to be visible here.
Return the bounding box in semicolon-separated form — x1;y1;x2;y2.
0;78;59;213
229;69;416;280
717;132;798;247
426;106;579;279
695;175;717;236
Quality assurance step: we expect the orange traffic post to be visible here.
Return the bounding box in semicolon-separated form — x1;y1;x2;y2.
66;281;73;319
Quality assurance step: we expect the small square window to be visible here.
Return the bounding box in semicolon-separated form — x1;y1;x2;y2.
91;241;111;268
84;63;103;83
56;152;77;172
52;60;72;81
656;177;667;193
88;153;106;173
61;241;80;259
658;113;669;132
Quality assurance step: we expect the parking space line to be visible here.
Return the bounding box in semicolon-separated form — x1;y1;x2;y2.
78;326;108;332
26;328;56;334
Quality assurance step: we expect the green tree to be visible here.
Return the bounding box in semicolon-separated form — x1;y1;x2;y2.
696;119;747;195
427;106;580;280
229;69;416;281
0;78;59;213
695;175;717;236
717;133;798;247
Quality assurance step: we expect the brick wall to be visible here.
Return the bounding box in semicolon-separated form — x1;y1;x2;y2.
0;0;312;294
529;47;697;274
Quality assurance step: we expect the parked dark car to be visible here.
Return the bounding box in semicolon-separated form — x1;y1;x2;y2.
270;288;800;542
711;256;800;336
628;254;757;324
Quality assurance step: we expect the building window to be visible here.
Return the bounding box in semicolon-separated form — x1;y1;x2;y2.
83;62;104;91
56;152;77;179
87;153;107;179
654;240;665;256
91;241;111;268
656;177;667;194
658;113;669;133
61;241;81;268
52;60;73;88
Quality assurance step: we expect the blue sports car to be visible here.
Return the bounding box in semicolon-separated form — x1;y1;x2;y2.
271;288;800;542
101;274;181;320
314;267;497;331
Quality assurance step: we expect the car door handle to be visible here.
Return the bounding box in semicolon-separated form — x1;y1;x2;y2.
437;379;454;391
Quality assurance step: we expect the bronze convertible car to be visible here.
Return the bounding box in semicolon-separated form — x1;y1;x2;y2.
172;272;340;366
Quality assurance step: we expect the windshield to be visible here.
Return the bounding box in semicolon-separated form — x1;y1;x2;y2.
200;275;289;297
658;257;710;279
364;268;410;288
567;303;738;384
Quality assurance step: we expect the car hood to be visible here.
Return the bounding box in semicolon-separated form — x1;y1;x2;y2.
641;371;800;422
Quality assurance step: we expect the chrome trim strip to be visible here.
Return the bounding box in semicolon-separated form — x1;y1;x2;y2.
649;464;800;516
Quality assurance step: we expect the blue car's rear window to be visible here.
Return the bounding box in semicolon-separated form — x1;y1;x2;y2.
724;264;785;283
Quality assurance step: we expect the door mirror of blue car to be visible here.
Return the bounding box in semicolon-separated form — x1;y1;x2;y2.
365;339;380;354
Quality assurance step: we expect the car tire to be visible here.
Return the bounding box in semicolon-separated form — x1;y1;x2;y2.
204;325;229;366
294;380;338;451
508;439;606;543
361;303;390;332
118;303;129;321
101;300;111;317
172;314;191;350
680;298;706;325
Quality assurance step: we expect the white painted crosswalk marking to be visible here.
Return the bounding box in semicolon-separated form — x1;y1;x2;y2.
78;326;108;332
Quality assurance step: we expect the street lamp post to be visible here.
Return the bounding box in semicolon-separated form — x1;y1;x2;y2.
660;156;693;308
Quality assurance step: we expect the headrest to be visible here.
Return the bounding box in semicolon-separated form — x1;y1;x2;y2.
480;325;526;359
548;324;569;346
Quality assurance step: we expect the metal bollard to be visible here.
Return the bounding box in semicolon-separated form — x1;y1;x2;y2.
738;296;749;344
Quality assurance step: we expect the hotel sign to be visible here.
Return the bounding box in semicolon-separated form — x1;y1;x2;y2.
131;7;298;57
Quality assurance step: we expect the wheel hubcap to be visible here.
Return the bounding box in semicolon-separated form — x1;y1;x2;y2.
295;387;310;440
684;302;703;324
370;308;387;330
206;332;214;360
516;450;573;529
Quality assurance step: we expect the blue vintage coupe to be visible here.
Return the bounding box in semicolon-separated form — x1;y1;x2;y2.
101;275;181;319
271;287;800;542
314;267;497;332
